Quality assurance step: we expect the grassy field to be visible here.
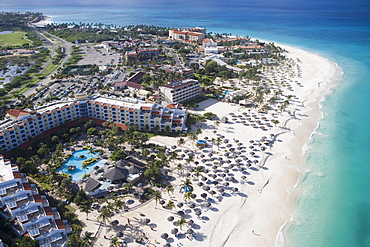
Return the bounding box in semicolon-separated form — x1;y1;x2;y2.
0;31;31;47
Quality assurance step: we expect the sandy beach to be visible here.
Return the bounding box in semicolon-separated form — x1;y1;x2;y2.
76;44;342;247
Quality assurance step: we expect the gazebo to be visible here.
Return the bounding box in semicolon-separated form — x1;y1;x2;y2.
103;167;129;183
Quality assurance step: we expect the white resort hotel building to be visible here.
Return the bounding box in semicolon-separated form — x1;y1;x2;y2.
159;79;200;104
0;94;188;152
0;157;71;246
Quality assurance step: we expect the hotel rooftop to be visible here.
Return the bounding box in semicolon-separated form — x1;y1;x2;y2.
0;157;71;246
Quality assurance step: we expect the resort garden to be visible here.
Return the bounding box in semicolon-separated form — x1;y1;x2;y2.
4;118;185;246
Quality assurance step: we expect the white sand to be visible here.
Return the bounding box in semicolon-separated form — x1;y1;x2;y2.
78;45;342;247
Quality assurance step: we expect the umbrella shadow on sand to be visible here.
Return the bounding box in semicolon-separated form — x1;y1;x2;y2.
247;181;255;185
193;232;207;241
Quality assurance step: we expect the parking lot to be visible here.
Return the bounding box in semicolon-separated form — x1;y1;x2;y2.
77;45;122;67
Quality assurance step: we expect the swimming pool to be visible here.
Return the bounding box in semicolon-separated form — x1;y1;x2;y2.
59;149;105;181
224;90;233;94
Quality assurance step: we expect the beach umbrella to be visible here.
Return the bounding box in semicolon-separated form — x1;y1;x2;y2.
218;188;224;193
204;136;208;140
210;190;216;195
241;176;247;180
167;216;174;222
116;232;123;237
181;154;186;158
177;211;185;216
200;154;205;158
185;172;191;177
111;220;119;226
223;182;229;187
250;152;255;155
184;149;189;153
189;203;196;208
223;139;229;143
212;174;217;179
195;210;202;216
219;173;226;178
177;203;183;208
191;194;197;199
249;146;254;149
197;182;204;187
159;200;165;205
171;145;177;149
232;187;239;193
144;218;151;225
94;166;100;170
195;161;199;165
225;177;230;181
171;228;179;235
224;169;229;173
161;233;169;239
186;229;194;235
201;193;207;199
208;153;213;157
203;186;210;191
163;244;171;247
212;181;218;185
205;202;212;208
187;219;194;226
254;160;259;164
249;140;254;143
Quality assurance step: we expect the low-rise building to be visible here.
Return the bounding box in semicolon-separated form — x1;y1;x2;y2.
159;79;200;104
124;48;159;61
169;27;206;42
0;157;70;247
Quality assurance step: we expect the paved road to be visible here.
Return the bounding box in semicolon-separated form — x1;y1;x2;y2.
22;25;73;97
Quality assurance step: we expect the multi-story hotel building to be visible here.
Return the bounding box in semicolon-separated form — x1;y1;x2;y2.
169;27;206;42
0;157;71;247
124;48;159;61
159;79;200;104
0;95;188;152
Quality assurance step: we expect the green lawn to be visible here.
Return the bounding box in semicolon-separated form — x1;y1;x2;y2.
0;31;31;47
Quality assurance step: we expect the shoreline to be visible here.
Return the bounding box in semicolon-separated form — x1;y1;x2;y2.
271;44;343;247
71;43;343;246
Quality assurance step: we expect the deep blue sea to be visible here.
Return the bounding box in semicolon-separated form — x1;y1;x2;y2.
2;0;370;246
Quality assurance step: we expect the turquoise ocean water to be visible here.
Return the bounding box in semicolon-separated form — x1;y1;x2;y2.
2;0;370;246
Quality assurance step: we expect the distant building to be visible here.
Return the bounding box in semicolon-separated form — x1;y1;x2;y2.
158;65;194;79
111;81;143;91
0;157;71;246
124;48;159;61
169;27;206;42
159;79;200;104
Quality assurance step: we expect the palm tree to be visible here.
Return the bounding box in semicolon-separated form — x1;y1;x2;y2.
110;237;119;247
183;191;193;202
87;146;96;158
177;137;185;147
97;208;112;226
81;231;96;247
166;200;176;210
153;190;162;206
124;183;133;193
79;200;93;220
166;184;174;197
272;119;280;127
193;166;204;178
177;217;187;230
187;131;197;144
176;163;184;176
180;178;193;192
113;198;125;211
